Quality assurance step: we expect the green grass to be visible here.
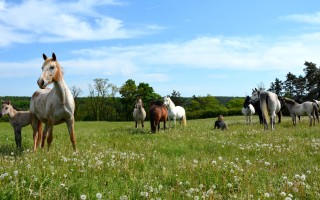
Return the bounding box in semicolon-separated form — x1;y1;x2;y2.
0;116;320;199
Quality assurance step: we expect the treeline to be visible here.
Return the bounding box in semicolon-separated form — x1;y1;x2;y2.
3;60;319;122
268;61;320;101
0;78;244;122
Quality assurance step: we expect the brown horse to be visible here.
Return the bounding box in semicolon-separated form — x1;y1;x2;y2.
30;53;76;151
149;101;168;133
1;101;31;149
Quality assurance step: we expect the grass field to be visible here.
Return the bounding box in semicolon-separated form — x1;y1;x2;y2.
0;116;320;199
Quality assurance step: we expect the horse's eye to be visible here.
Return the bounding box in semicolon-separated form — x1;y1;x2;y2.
49;66;54;70
5;107;8;110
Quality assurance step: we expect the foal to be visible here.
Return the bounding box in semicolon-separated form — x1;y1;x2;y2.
1;101;31;149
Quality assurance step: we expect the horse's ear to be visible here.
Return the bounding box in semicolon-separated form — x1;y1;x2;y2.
52;53;56;61
43;54;47;60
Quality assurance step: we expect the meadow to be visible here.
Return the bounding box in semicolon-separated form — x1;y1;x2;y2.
0;116;320;200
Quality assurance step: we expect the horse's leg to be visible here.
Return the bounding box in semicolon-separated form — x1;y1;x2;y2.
135;121;138;128
308;114;312;126
66;118;76;151
31;115;41;152
173;116;176;128
271;112;276;130
14;127;22;150
46;123;54;151
41;125;48;149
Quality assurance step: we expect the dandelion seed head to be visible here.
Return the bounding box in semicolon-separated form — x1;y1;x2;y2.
96;193;102;199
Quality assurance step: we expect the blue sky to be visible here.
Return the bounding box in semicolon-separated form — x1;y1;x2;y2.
1;0;320;97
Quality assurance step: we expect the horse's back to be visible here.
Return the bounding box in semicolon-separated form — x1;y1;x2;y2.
10;111;31;128
175;106;185;118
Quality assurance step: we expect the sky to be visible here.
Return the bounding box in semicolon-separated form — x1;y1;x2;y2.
1;0;320;98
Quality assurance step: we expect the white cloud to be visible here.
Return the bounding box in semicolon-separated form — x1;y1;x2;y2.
70;34;320;75
0;0;157;46
280;12;320;24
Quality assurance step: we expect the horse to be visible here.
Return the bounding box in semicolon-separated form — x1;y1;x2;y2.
1;101;31;149
251;88;281;130
312;99;320;111
280;97;319;126
163;96;186;128
241;96;255;125
149;101;168;133
250;97;282;124
133;97;146;128
30;53;76;151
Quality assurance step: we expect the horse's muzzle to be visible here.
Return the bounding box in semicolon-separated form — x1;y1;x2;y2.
37;78;46;89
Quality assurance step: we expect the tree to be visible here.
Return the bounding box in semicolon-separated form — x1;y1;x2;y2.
268;78;283;96
70;85;83;120
169;90;183;106
256;82;266;91
304;61;320;99
119;79;137;120
283;72;297;98
88;78;117;121
294;75;306;99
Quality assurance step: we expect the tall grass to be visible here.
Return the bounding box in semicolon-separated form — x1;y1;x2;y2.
0;116;320;199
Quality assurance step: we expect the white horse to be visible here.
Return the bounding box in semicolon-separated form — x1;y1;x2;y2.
282;97;319;126
163;96;186;128
30;53;76;151
251;88;281;130
133;97;146;128
241;96;255;125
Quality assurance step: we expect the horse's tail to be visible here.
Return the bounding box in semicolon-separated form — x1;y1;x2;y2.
182;114;187;126
313;103;319;122
260;94;270;125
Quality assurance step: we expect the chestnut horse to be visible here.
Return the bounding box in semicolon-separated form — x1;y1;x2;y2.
149;101;168;133
1;101;31;149
30;53;76;151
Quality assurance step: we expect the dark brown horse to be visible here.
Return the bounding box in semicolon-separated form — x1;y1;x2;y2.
149;101;168;133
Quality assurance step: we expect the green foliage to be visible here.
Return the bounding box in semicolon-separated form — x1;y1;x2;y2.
0;116;320;199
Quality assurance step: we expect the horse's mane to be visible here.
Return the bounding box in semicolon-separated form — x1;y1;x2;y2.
151;100;163;106
283;97;297;105
243;96;251;108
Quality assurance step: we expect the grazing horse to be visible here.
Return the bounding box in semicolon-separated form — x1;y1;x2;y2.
281;97;319;126
133;97;146;128
251;88;281;130
241;96;255;125
149;101;168;133
163;96;186;128
1;101;31;149
30;53;76;151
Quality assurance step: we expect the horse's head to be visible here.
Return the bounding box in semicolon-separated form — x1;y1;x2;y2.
251;88;260;101
37;53;63;89
136;98;143;108
163;96;170;106
243;96;251;108
1;101;11;117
